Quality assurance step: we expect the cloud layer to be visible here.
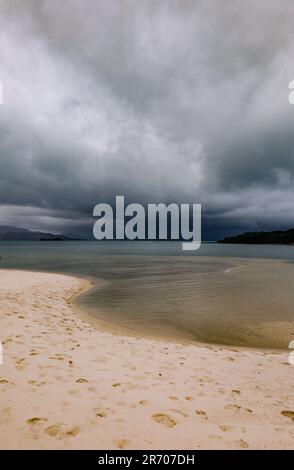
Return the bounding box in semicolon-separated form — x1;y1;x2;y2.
0;0;294;238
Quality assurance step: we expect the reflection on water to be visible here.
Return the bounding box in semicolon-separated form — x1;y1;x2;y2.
76;256;294;349
0;241;294;349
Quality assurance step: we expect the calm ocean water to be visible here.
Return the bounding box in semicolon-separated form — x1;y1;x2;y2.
1;241;294;349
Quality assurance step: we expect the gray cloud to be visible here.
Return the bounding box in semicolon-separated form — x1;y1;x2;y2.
0;0;294;237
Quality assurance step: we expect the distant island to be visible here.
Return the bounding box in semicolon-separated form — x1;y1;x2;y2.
218;229;294;244
39;237;66;241
0;225;84;241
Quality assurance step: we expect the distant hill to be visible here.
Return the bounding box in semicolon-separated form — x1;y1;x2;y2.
218;229;294;244
0;226;83;241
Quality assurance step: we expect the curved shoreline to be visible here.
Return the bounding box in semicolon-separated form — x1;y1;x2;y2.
3;264;288;352
70;258;292;352
0;269;293;449
2;255;294;351
72;280;287;353
1;264;291;352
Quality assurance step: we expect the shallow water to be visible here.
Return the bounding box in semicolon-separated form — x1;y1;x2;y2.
1;241;294;349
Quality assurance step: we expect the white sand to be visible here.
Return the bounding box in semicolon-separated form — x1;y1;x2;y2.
0;270;293;449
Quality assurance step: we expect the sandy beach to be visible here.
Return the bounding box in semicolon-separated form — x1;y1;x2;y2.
0;269;293;450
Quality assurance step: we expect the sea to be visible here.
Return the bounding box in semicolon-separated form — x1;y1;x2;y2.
1;241;294;349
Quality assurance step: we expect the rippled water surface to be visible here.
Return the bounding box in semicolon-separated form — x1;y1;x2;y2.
1;241;294;349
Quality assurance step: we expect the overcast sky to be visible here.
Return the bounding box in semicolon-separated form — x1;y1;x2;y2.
0;0;294;239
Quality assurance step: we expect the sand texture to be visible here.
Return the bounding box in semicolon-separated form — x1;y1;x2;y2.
0;270;293;449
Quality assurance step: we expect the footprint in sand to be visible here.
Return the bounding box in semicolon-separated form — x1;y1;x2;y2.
30;350;39;356
44;425;63;438
114;439;129;449
226;356;235;362
95;406;115;417
45;424;80;439
28;380;46;387
15;358;26;371
49;354;64;361
169;409;188;418
95;409;107;418
281;410;294;422
219;425;233;432
238;439;249;448
152;413;176;428
225;404;241;412
75;378;89;384
195;410;208;421
66;426;80;437
0;379;14;385
27;417;48;425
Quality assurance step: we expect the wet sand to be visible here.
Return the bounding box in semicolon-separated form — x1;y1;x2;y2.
0;270;293;449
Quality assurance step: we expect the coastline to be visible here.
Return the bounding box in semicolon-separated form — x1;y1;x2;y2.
0;269;293;449
72;256;294;351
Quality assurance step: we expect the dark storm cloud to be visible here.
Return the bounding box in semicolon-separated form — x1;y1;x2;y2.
0;0;294;237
